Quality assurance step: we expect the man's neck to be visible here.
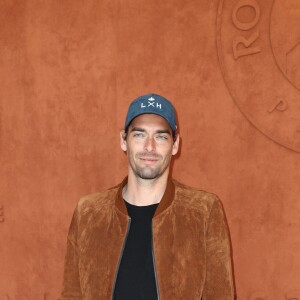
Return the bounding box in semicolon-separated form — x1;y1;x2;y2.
122;171;169;206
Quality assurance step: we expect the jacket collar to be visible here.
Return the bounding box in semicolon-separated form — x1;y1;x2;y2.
115;176;175;217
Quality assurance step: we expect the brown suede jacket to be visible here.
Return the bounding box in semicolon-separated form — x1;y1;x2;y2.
60;178;235;300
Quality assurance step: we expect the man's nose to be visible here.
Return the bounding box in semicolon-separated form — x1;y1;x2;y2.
144;137;156;152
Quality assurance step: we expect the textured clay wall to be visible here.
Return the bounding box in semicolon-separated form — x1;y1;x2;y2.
1;0;300;299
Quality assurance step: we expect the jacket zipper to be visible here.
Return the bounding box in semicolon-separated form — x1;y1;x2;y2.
152;226;160;300
111;217;131;300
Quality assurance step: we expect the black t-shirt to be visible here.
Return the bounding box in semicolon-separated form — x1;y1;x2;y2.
113;200;159;300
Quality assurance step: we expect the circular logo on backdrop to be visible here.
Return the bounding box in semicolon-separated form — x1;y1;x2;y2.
217;0;300;152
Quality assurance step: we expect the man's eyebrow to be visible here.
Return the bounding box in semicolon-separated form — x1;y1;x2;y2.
130;127;146;132
155;129;171;135
130;127;172;135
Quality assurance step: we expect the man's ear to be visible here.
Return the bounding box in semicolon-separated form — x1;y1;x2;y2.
120;130;127;151
172;133;180;155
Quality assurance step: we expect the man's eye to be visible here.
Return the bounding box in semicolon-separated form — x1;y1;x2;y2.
133;133;144;138
156;135;168;140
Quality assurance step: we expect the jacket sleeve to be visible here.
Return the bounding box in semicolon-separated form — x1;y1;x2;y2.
202;197;235;300
60;206;83;300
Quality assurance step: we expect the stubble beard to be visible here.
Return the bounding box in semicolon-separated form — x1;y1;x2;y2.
129;152;170;180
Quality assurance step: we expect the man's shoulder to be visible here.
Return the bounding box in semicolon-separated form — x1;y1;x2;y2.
76;183;120;213
172;179;220;212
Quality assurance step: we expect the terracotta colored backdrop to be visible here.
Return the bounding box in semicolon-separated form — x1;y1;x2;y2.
1;0;300;299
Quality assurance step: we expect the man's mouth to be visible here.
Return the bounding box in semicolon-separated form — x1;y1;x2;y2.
138;155;160;164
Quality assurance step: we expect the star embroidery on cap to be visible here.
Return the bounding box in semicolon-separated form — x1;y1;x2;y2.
148;97;155;101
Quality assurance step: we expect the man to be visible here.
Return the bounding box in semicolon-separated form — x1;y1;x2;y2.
60;93;234;300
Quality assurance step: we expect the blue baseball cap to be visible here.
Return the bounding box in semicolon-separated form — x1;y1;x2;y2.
125;93;177;132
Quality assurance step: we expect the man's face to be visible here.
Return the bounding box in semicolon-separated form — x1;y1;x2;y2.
120;114;180;180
